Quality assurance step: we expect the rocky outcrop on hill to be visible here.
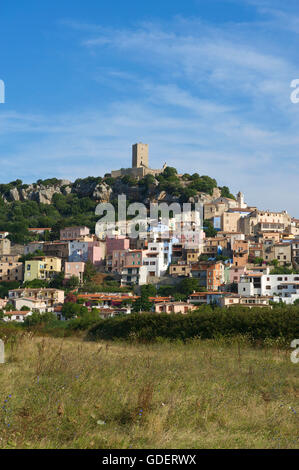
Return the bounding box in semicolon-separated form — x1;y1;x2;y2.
0;176;224;207
3;180;72;204
1;179;115;205
92;183;113;202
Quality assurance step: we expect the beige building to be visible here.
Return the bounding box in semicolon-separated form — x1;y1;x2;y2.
204;201;227;220
219;295;271;308
169;263;192;277
0;262;23;282
0;254;20;263
243;210;291;236
221;211;241;232
0;238;11;255
60;226;90;241
288;218;299;236
185;247;201;264
204;193;251;223
263;242;292;266
257;232;281;244
8;288;65;312
221;207;255;232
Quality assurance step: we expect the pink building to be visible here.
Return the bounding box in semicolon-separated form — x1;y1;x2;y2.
155;301;197;314
230;265;246;284
106;236;130;255
60;226;90;241
88;243;106;265
110;249;144;273
64;262;85;283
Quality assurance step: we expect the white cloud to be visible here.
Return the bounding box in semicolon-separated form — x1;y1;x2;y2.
1;12;299;216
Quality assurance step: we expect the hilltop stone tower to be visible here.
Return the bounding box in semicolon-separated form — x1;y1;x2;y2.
237;191;247;209
132;143;149;168
111;142;166;179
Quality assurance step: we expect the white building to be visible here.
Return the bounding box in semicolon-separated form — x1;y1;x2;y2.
3;310;33;323
8;288;65;312
120;265;148;286
238;273;299;303
142;242;170;280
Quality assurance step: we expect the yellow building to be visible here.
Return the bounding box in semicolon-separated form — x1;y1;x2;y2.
25;257;62;282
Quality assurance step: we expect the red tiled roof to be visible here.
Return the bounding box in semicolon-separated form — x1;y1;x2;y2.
149;296;173;302
189;291;220;297
4;311;31;316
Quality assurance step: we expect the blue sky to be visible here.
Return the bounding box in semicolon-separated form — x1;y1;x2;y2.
1;0;299;215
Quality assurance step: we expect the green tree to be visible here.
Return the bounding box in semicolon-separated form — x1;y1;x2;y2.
84;261;97;283
67;275;80;289
49;271;65;289
23;279;49;288
178;278;200;296
24;311;56;326
203;219;217;238
61;302;88;320
132;297;153;313
220;186;236;199
162;167;178;179
140;284;157;298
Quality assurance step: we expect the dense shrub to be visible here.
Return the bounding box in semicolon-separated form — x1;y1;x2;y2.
88;307;299;343
66;312;104;331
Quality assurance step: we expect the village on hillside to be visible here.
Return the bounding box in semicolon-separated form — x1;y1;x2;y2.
1;143;299;323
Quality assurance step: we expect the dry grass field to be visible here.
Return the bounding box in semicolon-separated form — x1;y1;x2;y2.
0;333;298;449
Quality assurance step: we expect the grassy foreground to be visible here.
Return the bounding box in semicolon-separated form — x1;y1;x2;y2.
0;334;298;449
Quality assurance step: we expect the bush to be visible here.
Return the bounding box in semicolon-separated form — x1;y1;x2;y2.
88;306;299;343
67;311;103;331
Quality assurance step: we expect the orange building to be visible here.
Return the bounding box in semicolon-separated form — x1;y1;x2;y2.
206;261;225;290
232;240;249;267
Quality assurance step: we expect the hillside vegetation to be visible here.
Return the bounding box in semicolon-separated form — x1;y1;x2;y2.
0;169;234;243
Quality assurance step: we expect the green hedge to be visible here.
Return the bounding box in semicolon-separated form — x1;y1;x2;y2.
87;306;299;343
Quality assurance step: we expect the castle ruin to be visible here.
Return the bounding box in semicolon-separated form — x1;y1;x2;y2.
111;143;167;179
